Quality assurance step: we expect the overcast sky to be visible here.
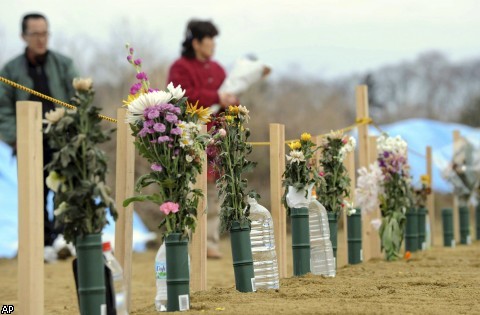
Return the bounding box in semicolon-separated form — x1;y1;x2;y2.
1;0;479;78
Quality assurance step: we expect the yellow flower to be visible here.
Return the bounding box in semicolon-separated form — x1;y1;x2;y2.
225;115;235;124
228;105;239;115
186;101;212;123
288;141;302;150
421;174;430;185
300;132;311;142
122;94;139;106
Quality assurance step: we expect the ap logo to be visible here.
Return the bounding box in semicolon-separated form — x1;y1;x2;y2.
1;305;14;314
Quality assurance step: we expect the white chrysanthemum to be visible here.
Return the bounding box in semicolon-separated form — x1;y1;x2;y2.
186;155;193;163
286;150;305;164
355;162;384;214
125;91;173;124
237;105;250;121
167;82;186;100
377;134;407;157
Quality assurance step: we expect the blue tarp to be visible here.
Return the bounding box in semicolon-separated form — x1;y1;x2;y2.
367;118;480;193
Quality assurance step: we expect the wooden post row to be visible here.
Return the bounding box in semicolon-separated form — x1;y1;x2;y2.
190;126;208;291
269;123;287;278
17;101;44;315
114;108;136;312
425;146;436;247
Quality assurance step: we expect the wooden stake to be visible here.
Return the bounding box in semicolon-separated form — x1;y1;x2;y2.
452;130;461;244
114;108;136;312
17;101;44;315
355;85;372;262
269;123;287;278
368;135;382;259
191;126;208;291
425;146;436;246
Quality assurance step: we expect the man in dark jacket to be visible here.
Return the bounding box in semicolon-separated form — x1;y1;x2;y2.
0;13;79;247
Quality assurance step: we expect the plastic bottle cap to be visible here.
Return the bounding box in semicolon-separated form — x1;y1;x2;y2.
102;241;112;252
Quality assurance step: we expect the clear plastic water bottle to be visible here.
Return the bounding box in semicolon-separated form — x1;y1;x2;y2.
103;242;128;315
155;243;167;312
248;197;279;290
309;194;336;277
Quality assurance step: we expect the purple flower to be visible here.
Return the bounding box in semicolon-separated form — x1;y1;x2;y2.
138;127;149;137
129;47;134;54
153;123;166;133
174;149;180;156
170;127;182;135
150;139;157;144
157;136;170;143
127;55;132;62
165;113;178;123
151;163;163;172
383;151;390;158
144;120;155;128
134;58;142;65
144;107;160;119
136;72;148;80
148;88;159;92
130;83;142;95
171;107;181;115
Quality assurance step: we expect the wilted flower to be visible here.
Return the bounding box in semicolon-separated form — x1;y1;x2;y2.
286;150;305;164
72;77;93;91
46;171;66;193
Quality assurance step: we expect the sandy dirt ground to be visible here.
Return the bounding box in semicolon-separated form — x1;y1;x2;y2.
1;234;480;315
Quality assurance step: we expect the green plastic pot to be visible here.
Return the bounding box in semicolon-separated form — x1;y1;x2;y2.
165;233;190;312
459;206;470;245
476;203;480;241
76;233;106;315
405;208;418;252
442;208;455;247
230;221;255;292
290;207;311;276
347;210;362;264
417;208;427;250
327;211;339;264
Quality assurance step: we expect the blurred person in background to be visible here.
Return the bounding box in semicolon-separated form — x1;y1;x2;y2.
168;19;238;259
0;13;78;250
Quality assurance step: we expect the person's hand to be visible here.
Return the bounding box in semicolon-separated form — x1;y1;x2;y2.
218;92;238;108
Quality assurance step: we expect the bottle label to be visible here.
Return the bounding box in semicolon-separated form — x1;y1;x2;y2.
179;294;190;311
251;278;256;292
421;242;426;251
451;240;456;248
467;235;472;245
360;249;363;262
155;262;167;279
101;304;106;315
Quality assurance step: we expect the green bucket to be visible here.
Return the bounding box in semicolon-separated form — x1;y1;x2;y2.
76;233;106;315
327;211;339;266
165;233;190;311
459;206;470;245
405;208;418;252
347;210;362;264
230;221;255;292
417;208;427;250
290;207;311;276
442;208;455;247
476;204;480;241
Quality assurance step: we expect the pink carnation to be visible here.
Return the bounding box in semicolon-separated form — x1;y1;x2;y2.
159;202;180;215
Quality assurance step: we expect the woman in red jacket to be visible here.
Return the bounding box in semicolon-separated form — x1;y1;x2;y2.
168;20;237;259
